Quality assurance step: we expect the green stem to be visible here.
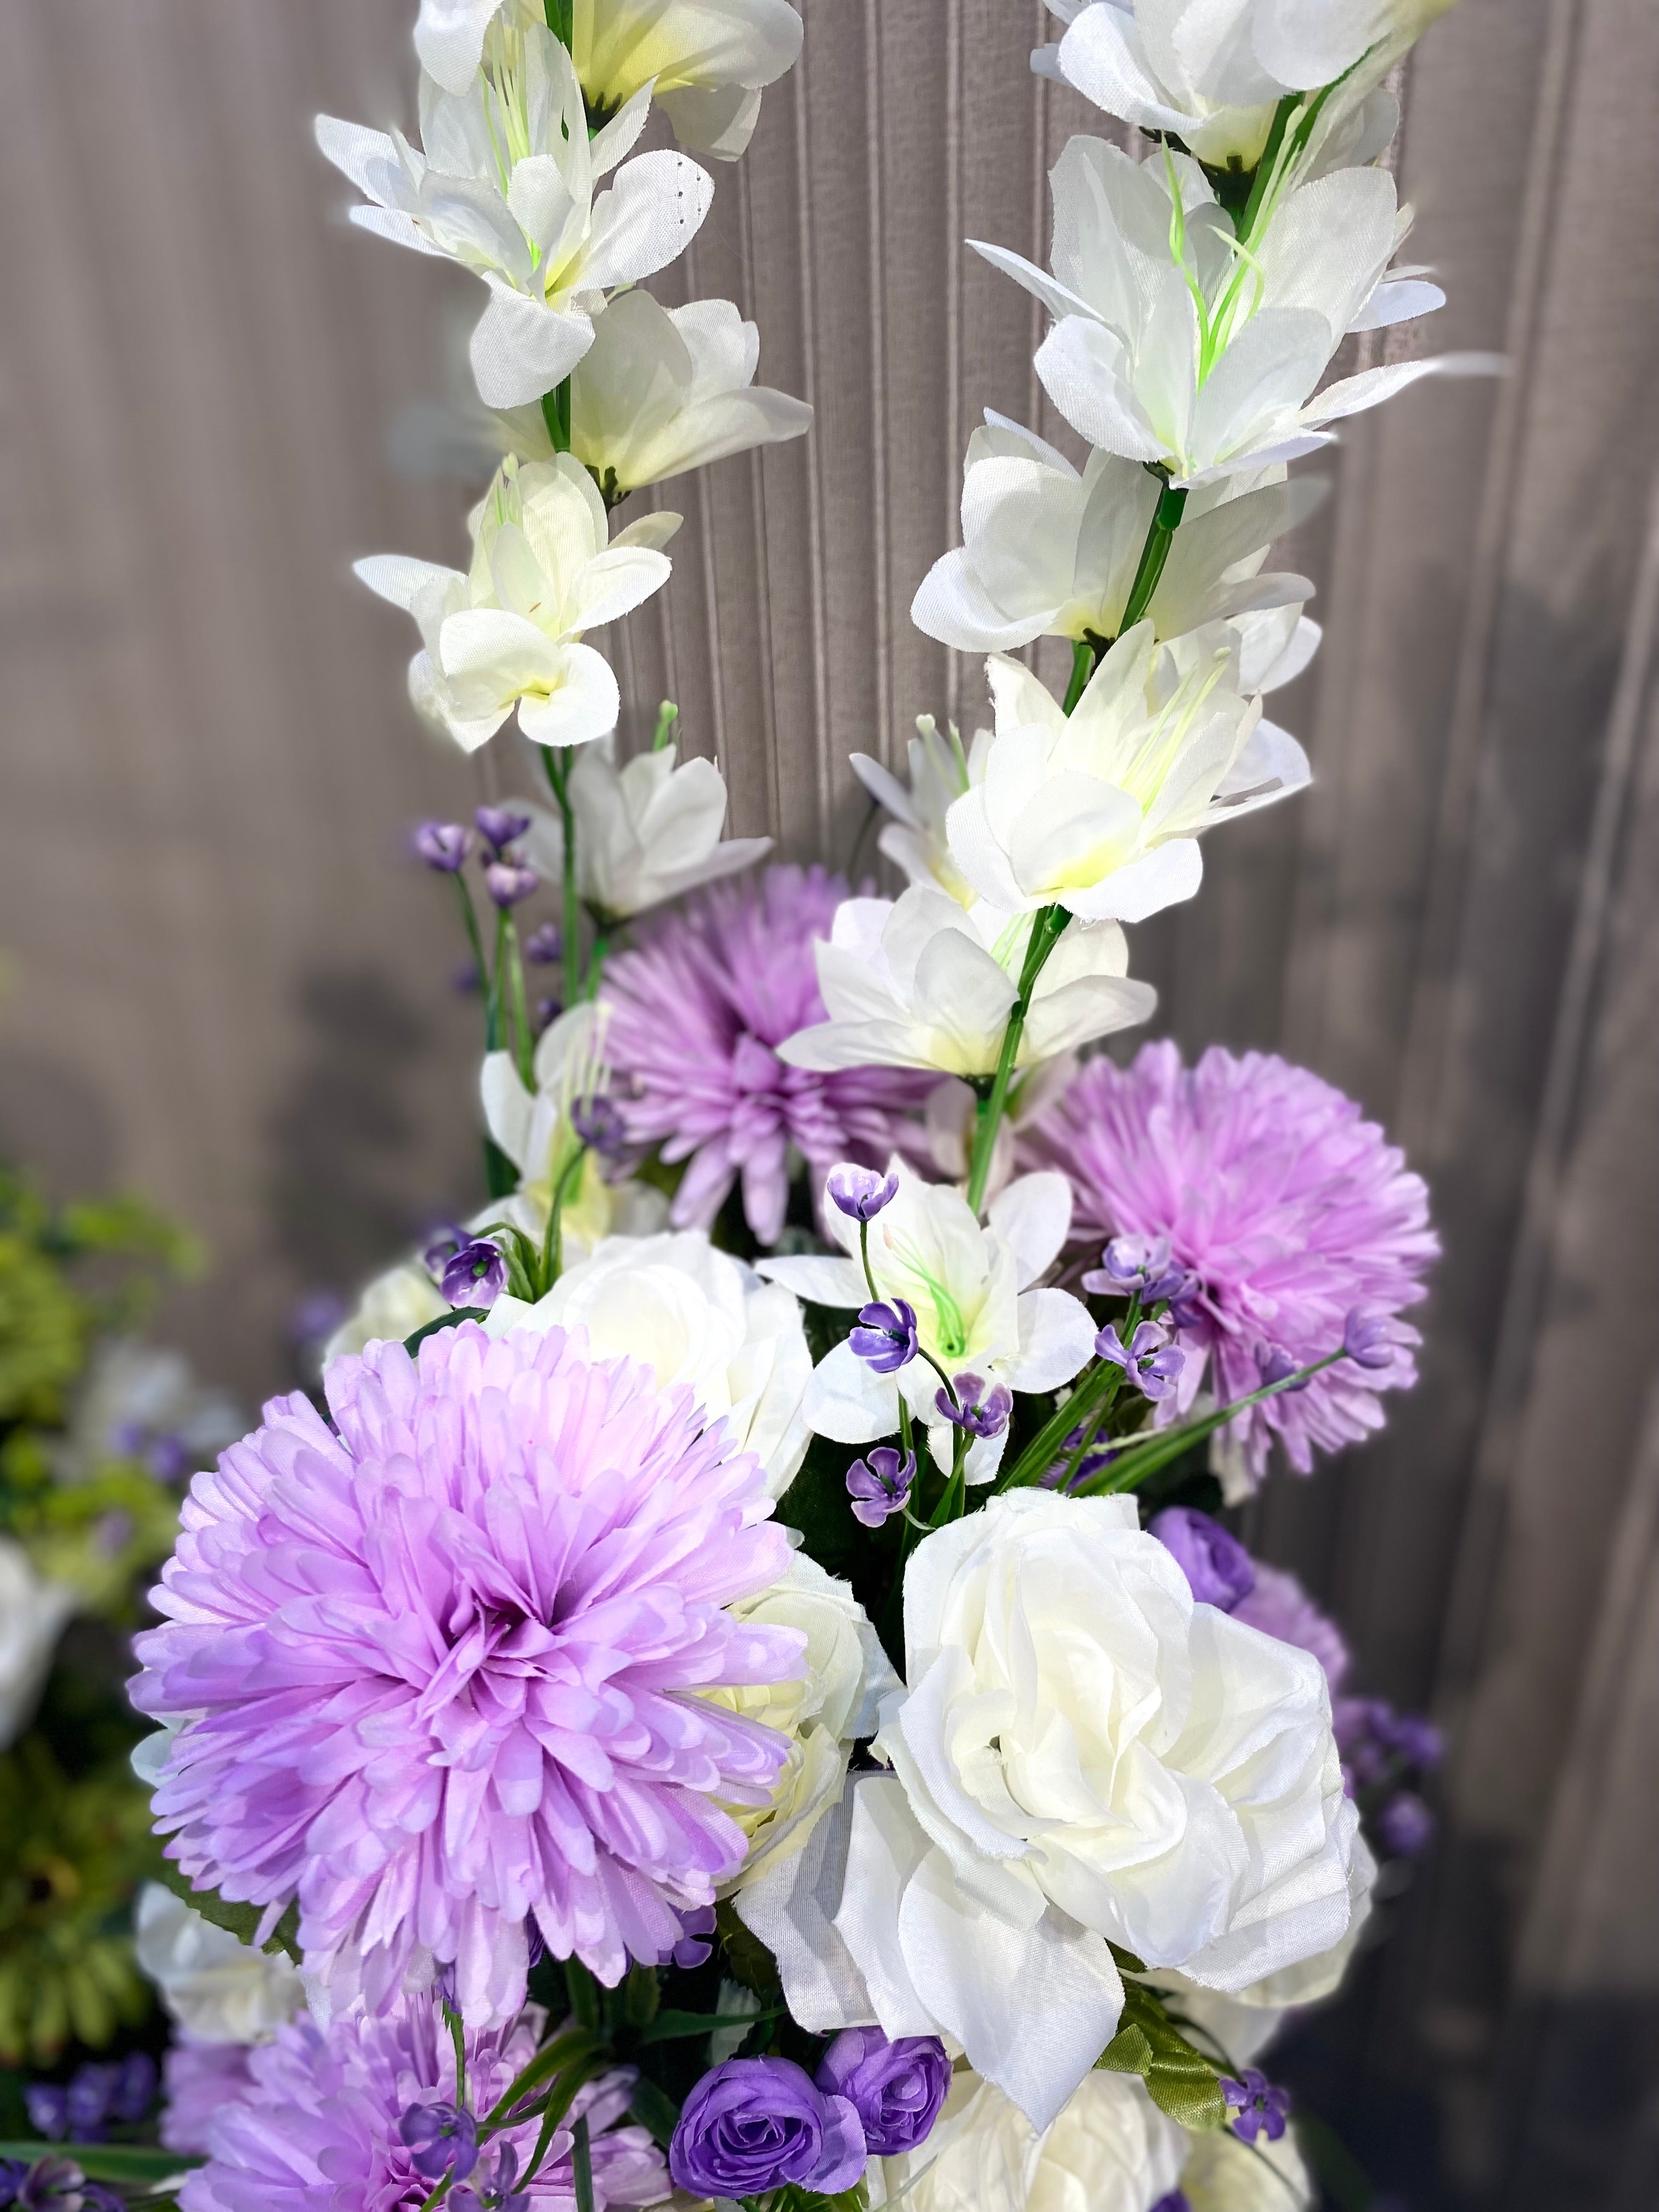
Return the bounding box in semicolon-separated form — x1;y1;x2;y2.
1073;1351;1346;1498
543;0;574;49
444;2001;468;2114
542;379;573;455
541;1142;590;1290
504;915;534;1086
1117;478;1188;636
453;873;495;1053
995;1356;1122;1494
572;2117;596;2212
965;905;1066;1214
491;905;510;1060
541;744;582;1008
1062;636;1097;714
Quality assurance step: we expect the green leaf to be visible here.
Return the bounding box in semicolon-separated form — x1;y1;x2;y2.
1098;1980;1228;2131
627;2073;682;2148
0;2144;202;2186
148;1862;300;1962
635;2005;784;2046
403;1308;487;1354
714;1900;782;2002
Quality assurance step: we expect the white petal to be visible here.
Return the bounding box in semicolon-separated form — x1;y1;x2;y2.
988;1172;1073;1288
1003;1288;1098;1394
735;1787;874;2033
479;1051;533;1170
569;545;673;631
352;554;462;613
470;280;594;409
802;1339;902;1444
584;151;714;290
1066;839;1204;924
656;81;764;161
1034;318;1167;462
1299;349;1505;429
1351;276;1447;332
834;1776;942;2040
753;1255;868;1309
413;0;502;94
516;644;622;749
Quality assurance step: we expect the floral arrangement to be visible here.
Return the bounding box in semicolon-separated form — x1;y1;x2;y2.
0;1;1498;2207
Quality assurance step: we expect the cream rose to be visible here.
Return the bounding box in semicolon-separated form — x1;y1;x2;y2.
1178;2121;1313;2211
134;1885;305;2044
871;2068;1187;2212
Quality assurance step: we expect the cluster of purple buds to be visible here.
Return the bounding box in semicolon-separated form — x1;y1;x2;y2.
1220;2069;1291;2145
25;2056;155;2145
485;861;539;910
670;1903;718;1970
1083;1234;1200;1321
1148;1506;1257;1611
828;1165;899;1222
0;2157;123;2212
936;1372;1012;1441
1041;1421;1119;1491
1335;1696;1443;1858
452;2144;532;2212
846;1445;917;1527
1096;1318;1185;1402
571;1094;627;1163
424;1227;508;1312
400;2101;479;2187
414;821;473;873
850;1297;918;1374
523;924;563;966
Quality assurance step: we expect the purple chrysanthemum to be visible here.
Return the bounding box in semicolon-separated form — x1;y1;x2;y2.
599;866;929;1246
1023;1041;1437;1482
133;1324;802;2022
178;1997;667;2212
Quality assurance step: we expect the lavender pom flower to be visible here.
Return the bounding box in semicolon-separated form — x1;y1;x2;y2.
1148;1506;1255;1612
815;2028;949;2155
669;2057;866;2200
846;1446;917;1527
599;866;928;1246
828;1165;899;1222
1024;1041;1437;1485
850;1299;918;1374
133;1324;802;2021
174;1998;664;2212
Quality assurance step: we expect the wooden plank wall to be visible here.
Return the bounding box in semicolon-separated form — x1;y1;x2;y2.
1;3;1657;2203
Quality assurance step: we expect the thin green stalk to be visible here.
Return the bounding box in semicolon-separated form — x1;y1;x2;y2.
1074;1351;1346;1498
572;2117;596;2212
492;905;510;1059
543;0;574;49
965;904;1066;1214
445;2001;468;2113
584;917;611;1001
504;915;534;1086
452;872;495;1052
541;1141;589;1289
995;1356;1122;1494
1062;636;1098;714
1118;479;1188;636
541;379;573;454
541;744;582;1007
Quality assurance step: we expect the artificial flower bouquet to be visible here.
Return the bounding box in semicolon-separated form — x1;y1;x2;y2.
13;2;1497;2208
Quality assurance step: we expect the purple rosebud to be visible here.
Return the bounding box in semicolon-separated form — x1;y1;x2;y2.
400;2102;479;2185
1097;1319;1186;1401
475;804;533;855
572;1094;627;1161
669;2058;867;2201
1149;1506;1256;1612
24;2088;67;2144
414;821;472;872
828;1165;900;1222
435;1239;507;1312
1378;1791;1435;1859
1221;2070;1290;2146
523;923;563;966
1343;1307;1410;1372
815;2028;950;2157
935;1373;1013;1441
1256;1343;1312;1393
485;861;539;909
850;1299;918;1375
846;1446;917;1528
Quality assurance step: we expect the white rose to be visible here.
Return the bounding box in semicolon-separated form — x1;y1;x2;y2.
1178;2121;1313;2211
484;1227;812;1495
709;1553;900;1891
0;1538;75;1749
134;1884;305;2044
872;2068;1186;2212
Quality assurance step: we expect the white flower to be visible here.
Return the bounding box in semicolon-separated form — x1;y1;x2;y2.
757;1161;1096;1484
318;20;713;409
946;633;1305;926
777;887;1155;1080
0;1539;75;1750
1036;0;1454;171
976;138;1471;487
356;455;676;753
709;1553;900;1891
912;419;1322;691
55;1341;241;1486
744;1492;1359;2127
415;0;804;162
482;1225;812;1493
1179;2120;1314;2211
518;733;771;921
851;715;994;908
870;2067;1187;2212
133;1886;305;2045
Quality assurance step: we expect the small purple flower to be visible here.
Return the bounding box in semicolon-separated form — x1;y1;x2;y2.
1097;1319;1186;1401
485;861;539;909
475;805;533;855
523;923;563;966
850;1299;918;1374
14;2157;122;2212
1082;1234;1192;1308
828;1166;900;1222
672;1903;718;1971
1343;1307;1413;1372
815;2028;949;2156
669;2058;866;2200
1149;1506;1256;1612
414;821;472;872
400;2102;480;2185
23;2088;66;2145
1220;2070;1291;2145
1256;1342;1313;1393
1149;2196;1192;2212
1378;1791;1435;1859
935;1373;1012;1441
426;1232;508;1312
572;1095;627;1161
1379;1711;1444;1770
846;1446;917;1528
535;996;563;1030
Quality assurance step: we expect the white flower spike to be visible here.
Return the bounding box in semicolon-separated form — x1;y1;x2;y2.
356;454;676;753
777;887;1156;1080
317;19;712;408
945;630;1307;927
415;0;804;162
850;716;994;909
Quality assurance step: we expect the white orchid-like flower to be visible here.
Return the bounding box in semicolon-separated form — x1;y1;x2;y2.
868;2067;1187;2212
851;716;993;909
482;1225;812;1493
710;1553;900;1892
913;416;1322;690
518;732;771;921
758;1161;1096;1484
318;20;712;409
777;888;1155;1080
357;454;676;753
1035;0;1453;172
945;632;1305;927
134;1886;306;2046
0;1539;75;1750
415;0;804;162
976;137;1466;486
739;1491;1359;2128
